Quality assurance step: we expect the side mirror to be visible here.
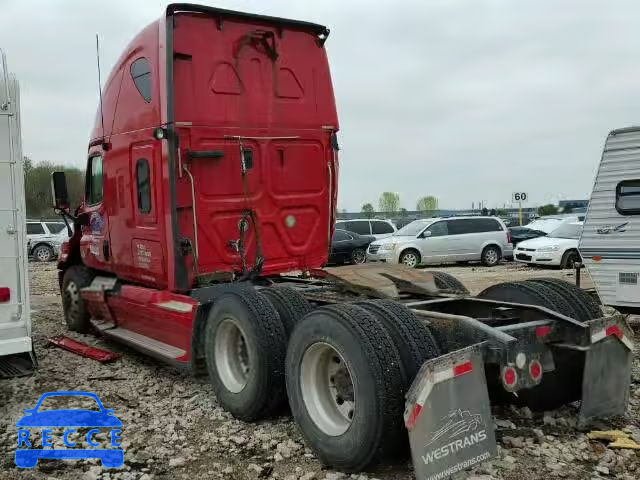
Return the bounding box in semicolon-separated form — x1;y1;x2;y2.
420;230;432;238
51;172;69;210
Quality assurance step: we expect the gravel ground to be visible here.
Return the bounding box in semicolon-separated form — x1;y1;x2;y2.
0;262;637;480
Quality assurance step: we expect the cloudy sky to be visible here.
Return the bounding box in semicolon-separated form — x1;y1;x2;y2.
2;0;640;211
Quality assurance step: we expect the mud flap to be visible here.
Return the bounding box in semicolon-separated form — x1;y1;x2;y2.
404;345;497;480
578;318;634;428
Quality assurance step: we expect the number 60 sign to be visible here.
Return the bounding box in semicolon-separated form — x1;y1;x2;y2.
512;192;528;202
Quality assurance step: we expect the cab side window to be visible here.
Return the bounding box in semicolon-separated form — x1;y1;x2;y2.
425;221;448;237
136;159;152;214
130;58;152;103
86;155;104;205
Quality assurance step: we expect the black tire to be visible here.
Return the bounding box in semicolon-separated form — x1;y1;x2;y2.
426;271;469;294
481;245;501;267
350;248;366;264
204;288;287;421
286;304;405;472
526;278;601;322
533;278;602;320
356;299;440;386
399;249;421;268
560;249;579;269
259;286;313;336
33;244;54;262
61;265;94;332
478;280;580;320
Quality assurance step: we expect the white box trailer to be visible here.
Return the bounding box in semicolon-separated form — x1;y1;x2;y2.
0;49;34;376
580;127;640;314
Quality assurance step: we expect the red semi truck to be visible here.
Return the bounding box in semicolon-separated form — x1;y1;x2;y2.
52;4;633;477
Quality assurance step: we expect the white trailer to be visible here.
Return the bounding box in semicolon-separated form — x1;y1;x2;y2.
0;49;34;376
580;127;640;314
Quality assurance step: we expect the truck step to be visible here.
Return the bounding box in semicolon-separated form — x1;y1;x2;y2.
0;353;35;378
101;327;186;363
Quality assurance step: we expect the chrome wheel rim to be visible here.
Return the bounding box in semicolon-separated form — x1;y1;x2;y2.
64;281;80;325
215;318;250;393
352;249;366;264
300;342;355;436
401;252;418;267
485;249;498;265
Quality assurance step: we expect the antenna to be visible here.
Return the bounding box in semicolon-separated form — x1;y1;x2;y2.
95;34;105;141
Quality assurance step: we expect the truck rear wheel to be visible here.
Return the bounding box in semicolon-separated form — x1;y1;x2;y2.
204;288;287;421
61;265;94;333
478;281;580;320
426;271;469;294
286;304;405;472
526;278;601;320
259;286;312;336
356;299;440;386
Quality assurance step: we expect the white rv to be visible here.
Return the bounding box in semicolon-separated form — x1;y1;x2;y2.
579;126;640;314
0;50;34;375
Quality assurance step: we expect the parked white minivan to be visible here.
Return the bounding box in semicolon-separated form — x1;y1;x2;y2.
335;218;396;240
367;216;512;267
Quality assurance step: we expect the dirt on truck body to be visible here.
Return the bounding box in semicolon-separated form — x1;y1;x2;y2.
46;3;634;478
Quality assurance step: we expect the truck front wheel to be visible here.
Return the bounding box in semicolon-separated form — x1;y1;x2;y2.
286;304;405;472
61;265;94;332
204;288;287;421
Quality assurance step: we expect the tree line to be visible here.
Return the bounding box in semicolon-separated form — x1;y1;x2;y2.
359;194;568;219
24;157;84;218
360;192;439;218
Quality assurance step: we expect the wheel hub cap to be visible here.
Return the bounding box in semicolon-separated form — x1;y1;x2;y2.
214;318;250;393
300;343;355;436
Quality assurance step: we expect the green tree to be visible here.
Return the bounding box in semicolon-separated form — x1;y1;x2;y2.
398;207;408;217
416;195;438;212
24;159;84;218
537;204;559;216
378;192;400;214
361;203;375;218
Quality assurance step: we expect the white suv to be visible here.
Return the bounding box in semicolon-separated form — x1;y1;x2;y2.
26;220;70;262
367;216;512;267
335;219;396;240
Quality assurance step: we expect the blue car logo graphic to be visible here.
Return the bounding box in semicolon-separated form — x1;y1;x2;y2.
15;391;123;468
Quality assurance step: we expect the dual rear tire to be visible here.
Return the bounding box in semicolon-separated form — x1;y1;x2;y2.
204;285;439;472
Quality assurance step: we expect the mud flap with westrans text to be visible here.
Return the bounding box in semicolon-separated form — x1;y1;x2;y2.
404;345;497;480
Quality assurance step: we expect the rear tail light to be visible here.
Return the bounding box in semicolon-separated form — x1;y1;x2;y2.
605;325;623;339
529;360;543;382
501;366;518;389
507;230;513;244
0;287;10;303
536;325;552;338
